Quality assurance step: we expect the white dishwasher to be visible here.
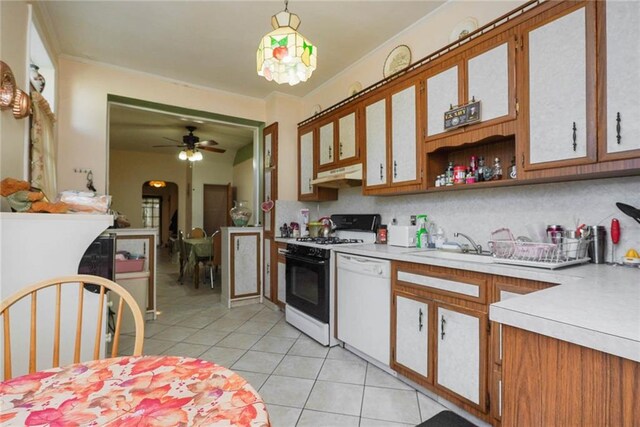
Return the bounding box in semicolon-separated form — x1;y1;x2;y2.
336;253;391;366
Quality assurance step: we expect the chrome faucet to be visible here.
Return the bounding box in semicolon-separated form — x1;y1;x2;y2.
454;232;482;254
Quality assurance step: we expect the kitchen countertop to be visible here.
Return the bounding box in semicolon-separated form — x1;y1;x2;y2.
329;244;640;362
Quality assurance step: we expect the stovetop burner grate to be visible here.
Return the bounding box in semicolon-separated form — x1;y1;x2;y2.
296;237;364;245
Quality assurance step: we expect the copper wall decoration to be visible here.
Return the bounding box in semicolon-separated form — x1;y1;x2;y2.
0;60;32;119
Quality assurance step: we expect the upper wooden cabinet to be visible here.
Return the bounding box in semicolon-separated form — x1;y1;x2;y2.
364;95;387;188
297;126;338;201
425;60;462;139
363;80;422;195
520;2;597;170
299;128;315;198
425;30;515;142
598;0;640;161
317;106;360;172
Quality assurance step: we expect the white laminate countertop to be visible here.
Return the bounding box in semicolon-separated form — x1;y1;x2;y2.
329;243;640;362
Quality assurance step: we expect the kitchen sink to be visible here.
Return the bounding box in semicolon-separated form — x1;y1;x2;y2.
407;250;495;264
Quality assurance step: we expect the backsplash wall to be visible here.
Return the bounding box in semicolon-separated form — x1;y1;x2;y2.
277;176;640;262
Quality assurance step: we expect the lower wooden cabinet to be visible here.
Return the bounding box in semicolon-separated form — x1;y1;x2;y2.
502;326;640;426
391;261;489;420
490;277;555;424
221;228;262;308
393;293;430;379
390;261;556;425
436;304;486;410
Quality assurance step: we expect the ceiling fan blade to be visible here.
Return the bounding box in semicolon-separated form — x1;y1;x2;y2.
196;139;219;147
162;136;183;144
200;146;226;154
152;144;183;148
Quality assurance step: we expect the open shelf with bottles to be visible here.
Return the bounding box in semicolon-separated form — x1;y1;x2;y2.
425;135;517;190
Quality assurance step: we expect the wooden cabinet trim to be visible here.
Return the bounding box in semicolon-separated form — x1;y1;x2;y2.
394;261;488;305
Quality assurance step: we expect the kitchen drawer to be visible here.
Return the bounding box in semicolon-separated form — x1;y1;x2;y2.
393;261;488;304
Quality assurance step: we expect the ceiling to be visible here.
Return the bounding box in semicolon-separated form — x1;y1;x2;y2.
39;1;445;99
109;104;255;156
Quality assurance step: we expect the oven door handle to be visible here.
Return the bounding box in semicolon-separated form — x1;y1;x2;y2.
286;254;327;265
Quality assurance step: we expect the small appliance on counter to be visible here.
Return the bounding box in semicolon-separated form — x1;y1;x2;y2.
388;225;418;247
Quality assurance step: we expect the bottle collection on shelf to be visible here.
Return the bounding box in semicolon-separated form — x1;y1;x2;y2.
434;155;516;187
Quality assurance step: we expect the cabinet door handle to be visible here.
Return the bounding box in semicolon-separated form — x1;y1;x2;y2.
393;161;398;178
266;263;270;274
328;145;332;160
418;308;424;331
616;112;622;144
440;315;446;340
572;122;577;152
308;178;312;191
379;163;384;181
236;239;240;251
340;142;343;157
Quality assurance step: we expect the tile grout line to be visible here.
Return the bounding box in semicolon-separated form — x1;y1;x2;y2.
358;361;370;426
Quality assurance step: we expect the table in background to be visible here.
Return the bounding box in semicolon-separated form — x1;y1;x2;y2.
0;355;270;426
182;237;212;288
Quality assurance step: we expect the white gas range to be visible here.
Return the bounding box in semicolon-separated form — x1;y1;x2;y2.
284;214;380;346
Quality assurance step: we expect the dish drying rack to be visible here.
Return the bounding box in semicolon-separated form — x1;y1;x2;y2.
488;228;591;269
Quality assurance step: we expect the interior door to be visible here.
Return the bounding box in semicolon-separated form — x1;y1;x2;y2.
203;184;230;235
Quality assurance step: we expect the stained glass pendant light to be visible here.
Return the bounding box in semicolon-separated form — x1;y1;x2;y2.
257;0;317;86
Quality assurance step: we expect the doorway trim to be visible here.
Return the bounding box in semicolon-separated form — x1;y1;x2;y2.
106;94;265;228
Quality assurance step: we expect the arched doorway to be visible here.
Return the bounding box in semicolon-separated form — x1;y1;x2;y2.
142;180;178;247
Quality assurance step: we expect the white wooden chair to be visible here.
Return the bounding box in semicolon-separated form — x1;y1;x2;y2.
0;275;144;380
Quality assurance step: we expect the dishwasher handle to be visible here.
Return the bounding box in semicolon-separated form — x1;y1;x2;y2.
337;254;390;278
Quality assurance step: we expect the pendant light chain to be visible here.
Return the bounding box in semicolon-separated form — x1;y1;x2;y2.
284;0;289;12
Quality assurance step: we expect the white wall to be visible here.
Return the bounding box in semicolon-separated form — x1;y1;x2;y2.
232;158;256;221
56;57;266;196
265;92;304;201
191;151;236;229
109;149;189;231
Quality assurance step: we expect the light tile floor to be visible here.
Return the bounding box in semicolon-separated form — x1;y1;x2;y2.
120;250;449;427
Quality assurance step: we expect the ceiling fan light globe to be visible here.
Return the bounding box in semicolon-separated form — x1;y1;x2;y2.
193;151;203;161
178;150;188;160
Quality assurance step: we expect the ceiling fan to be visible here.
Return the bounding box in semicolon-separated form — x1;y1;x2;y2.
153;126;226;159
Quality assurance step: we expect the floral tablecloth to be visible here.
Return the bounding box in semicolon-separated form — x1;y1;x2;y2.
0;356;270;426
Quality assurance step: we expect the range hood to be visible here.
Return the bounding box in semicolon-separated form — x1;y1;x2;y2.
311;164;362;188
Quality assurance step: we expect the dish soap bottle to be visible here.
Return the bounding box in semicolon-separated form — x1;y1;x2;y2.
416;215;429;249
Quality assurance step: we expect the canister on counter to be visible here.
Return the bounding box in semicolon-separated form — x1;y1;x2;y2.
376;225;388;244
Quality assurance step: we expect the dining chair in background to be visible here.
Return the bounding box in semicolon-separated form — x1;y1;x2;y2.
0;275;144;380
188;227;206;238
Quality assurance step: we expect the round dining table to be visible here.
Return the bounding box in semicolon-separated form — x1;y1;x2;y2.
0;355;270;426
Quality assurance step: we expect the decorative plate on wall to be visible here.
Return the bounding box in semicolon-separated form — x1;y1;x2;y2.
348;81;362;97
449;17;478;43
383;45;412;78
